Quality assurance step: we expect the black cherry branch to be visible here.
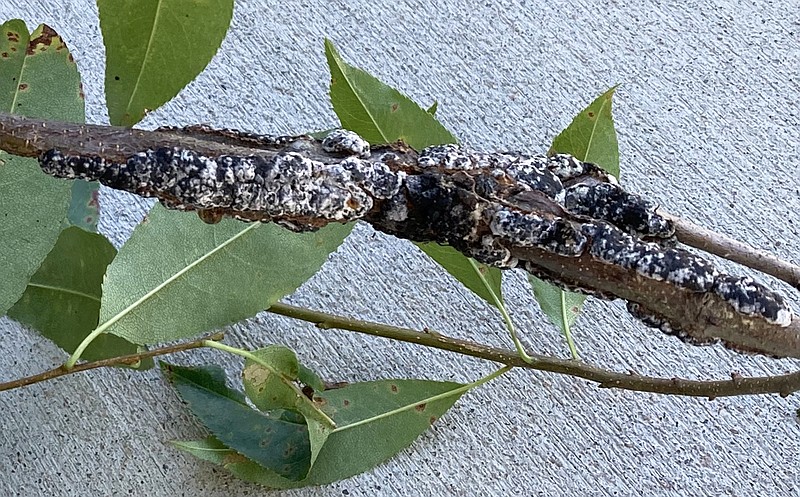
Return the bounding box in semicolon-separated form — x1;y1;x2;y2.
1;112;799;359
0;332;224;393
2;305;800;399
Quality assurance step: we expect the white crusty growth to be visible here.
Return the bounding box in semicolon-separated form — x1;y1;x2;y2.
321;129;372;158
37;127;796;349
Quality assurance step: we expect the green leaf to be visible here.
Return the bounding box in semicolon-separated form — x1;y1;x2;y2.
322;41;505;312
549;85;620;177
171;436;237;465
532;86;620;355
324;38;457;149
0;22;85;121
527;275;586;339
426;100;438;115
243;346;301;412
65;180;100;231
415;243;504;308
7;227;148;366
175;379;467;488
98;0;234;126
297;363;325;394
243;346;336;472
99;205;352;344
0;22;84;315
163;363;312;480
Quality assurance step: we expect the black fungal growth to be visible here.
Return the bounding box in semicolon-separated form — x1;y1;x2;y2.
37;128;795;354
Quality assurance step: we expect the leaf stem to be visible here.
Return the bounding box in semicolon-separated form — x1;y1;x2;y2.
466;258;534;364
560;292;580;360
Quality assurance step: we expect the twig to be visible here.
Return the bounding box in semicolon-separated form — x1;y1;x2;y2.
268;302;800;398
1;302;798;399
662;211;800;290
0;332;224;393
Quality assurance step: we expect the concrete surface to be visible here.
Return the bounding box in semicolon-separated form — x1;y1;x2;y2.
1;0;799;495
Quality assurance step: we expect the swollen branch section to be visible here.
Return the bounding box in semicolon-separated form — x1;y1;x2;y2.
1;113;798;358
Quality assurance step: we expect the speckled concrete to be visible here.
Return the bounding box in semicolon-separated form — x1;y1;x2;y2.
1;1;799;495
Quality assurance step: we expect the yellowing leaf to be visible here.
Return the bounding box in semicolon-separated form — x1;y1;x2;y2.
0;21;83;315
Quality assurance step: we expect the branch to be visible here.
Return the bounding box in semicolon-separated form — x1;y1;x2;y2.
268;303;800;398
0;332;224;393
662;211;800;290
1;112;798;358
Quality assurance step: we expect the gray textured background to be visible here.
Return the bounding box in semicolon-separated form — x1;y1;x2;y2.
1;1;799;495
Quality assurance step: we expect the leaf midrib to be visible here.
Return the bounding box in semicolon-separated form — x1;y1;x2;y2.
97;223;261;335
328;43;390;143
28;282;99;303
582;96;609;163
7;26;29;115
122;0;164;123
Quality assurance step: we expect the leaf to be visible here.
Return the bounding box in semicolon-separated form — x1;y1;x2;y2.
415;242;504;308
323;41;504;310
175;379;466;488
325;38;457;149
7;227;148;366
243;346;302;412
99;205;352;344
527;275;586;334
65;180;100;231
98;0;234;126
0;22;84;315
531;86;620;354
297;363;325;394
549;86;620;177
426;100;438;115
163;363;312;480
243;346;335;472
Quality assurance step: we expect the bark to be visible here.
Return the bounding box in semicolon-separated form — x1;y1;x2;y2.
1;112;798;358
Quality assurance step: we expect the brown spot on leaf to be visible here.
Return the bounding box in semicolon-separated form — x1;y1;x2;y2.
313;396;328;407
18;83;28;91
27;24;59;55
587;111;595;118
391;103;399;112
429;416;437;424
68;53;75;64
414;403;426;412
1;52;8;58
343;399;350;407
79;82;85;100
223;453;248;465
7;31;19;42
390;384;398;393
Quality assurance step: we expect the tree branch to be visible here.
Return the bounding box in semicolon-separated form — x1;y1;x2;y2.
662;211;800;290
268;302;800;398
1;112;798;358
0;332;224;393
